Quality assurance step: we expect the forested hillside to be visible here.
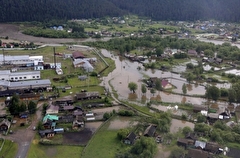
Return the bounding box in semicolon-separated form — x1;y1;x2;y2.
1;0;240;22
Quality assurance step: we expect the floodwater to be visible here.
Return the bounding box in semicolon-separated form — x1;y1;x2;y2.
100;49;232;108
170;119;195;133
151;104;188;116
108;116;137;130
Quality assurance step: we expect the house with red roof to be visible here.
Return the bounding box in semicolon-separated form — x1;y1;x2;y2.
161;79;172;89
72;51;85;59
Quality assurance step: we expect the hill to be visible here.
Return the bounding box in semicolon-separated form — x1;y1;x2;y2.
0;0;240;22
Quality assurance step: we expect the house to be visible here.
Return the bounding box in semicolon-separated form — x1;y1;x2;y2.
193;105;208;113
227;148;240;158
76;92;101;100
43;114;59;129
0;119;11;132
19;93;41;101
207;113;219;123
78;75;88;81
63;105;75;112
217;108;231;119
205;142;221;154
194;140;206;150
185;132;198;140
188;149;210;158
58;115;74;123
124;132;136;145
144;124;157;137
188;50;198;56
161;79;172;89
214;58;223;64
177;138;195;149
72;52;85;59
7;79;51;91
46;105;59;114
72;118;84;128
39;129;55;138
55;95;74;106
73;109;84;118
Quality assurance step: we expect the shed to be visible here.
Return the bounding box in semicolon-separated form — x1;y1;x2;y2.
188;149;209;158
124;132;136;145
46;105;59;114
144;124;157;137
0;119;11;131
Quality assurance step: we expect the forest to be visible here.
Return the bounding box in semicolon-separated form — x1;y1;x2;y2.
1;0;240;22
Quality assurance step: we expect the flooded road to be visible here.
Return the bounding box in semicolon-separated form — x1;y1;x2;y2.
100;49;231;108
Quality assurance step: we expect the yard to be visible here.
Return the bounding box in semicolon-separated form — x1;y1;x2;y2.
81;117;132;158
27;135;83;158
0;139;18;158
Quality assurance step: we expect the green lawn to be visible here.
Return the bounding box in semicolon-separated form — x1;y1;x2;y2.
81;121;128;158
27;139;83;158
0;139;18;158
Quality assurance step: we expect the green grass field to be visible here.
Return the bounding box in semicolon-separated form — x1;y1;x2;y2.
0;139;18;158
81;121;129;158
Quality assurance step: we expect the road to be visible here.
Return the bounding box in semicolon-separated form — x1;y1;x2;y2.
2;103;43;158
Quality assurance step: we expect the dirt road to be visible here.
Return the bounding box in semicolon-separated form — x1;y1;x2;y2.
3;103;43;158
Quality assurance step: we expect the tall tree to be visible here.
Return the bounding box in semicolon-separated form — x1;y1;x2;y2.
155;79;162;91
182;83;187;95
9;94;20;115
205;86;220;101
128;82;138;93
228;88;236;103
28;101;37;114
141;84;147;94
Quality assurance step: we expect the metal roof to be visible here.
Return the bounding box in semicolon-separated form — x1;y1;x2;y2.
9;79;51;88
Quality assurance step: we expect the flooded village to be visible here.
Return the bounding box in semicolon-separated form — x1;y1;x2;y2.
1;23;240;158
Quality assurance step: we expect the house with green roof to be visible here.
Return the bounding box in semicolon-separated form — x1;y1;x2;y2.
43;114;59;129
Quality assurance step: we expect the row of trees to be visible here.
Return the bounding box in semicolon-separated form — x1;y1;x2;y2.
86;35;240;61
8;95;37;115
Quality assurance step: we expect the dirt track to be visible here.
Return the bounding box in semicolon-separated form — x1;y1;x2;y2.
0;24;111;45
0;24;83;44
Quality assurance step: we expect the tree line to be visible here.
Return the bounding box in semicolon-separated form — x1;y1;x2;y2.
1;0;240;22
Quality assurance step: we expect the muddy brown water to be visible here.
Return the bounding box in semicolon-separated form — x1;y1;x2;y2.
108;116;137;130
101;49;233;109
170;119;194;133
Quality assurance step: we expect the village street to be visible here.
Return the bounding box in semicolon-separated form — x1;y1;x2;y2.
1;103;43;158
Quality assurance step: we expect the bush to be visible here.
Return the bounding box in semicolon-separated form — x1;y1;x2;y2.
118;110;134;116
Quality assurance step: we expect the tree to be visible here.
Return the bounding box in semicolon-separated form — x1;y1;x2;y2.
19;102;27;113
169;146;186;158
228;88;236;103
9;94;20;115
117;128;129;140
28;101;37;114
150;88;156;96
103;112;111;120
128;82;138;93
155;46;163;56
205;86;220;101
141;84;147;94
182;83;187;95
197;114;206;123
130;137;157;158
186;73;194;83
182;126;193;135
155;79;162;91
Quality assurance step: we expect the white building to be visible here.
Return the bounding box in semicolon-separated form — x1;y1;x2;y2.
0;55;44;70
0;70;41;81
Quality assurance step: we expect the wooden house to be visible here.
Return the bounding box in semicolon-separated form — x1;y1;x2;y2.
144;124;157;137
124;132;136;145
0;119;11;132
